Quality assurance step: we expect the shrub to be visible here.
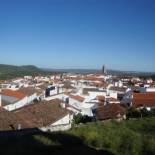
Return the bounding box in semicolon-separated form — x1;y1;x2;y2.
126;107;141;118
68;117;155;155
73;114;93;125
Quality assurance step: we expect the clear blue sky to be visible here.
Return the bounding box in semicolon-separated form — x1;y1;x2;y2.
0;0;155;71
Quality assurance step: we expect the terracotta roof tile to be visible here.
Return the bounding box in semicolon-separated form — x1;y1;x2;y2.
18;87;36;96
97;95;105;102
0;108;30;131
132;92;155;107
1;89;26;100
14;99;69;128
96;104;126;120
69;95;85;102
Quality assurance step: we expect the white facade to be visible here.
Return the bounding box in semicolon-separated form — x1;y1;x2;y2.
106;90;118;99
140;87;155;93
49;88;58;96
114;81;123;87
24;76;33;80
146;88;155;92
44;93;67;101
52;114;71;126
146;79;153;84
144;84;150;88
4;93;37;111
81;104;94;116
44;93;94;117
88;91;106;98
40;114;72;132
13;78;24;83
0;84;20;90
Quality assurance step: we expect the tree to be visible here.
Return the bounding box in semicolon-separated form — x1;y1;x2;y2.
73;113;83;125
73;114;93;125
126;107;141;119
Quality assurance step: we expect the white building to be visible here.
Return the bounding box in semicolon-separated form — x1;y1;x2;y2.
1;88;38;111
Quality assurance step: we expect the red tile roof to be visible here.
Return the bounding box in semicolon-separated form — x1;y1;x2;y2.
132;92;155;108
1;88;36;100
0;108;30;131
96;104;126;120
97;95;105;102
1;89;26;100
18;87;36;96
83;76;103;81
91;82;108;88
64;76;104;82
14;99;69;128
69;94;85;102
133;92;155;99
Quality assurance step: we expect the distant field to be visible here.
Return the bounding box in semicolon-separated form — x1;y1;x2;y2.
0;117;155;155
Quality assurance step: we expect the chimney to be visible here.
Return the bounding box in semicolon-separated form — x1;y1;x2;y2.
0;89;2;107
104;97;107;106
17;124;21;130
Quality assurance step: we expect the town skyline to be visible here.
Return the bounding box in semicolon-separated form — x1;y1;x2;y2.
1;63;155;74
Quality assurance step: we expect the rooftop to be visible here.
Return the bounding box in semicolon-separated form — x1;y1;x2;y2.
1;89;26;100
0;108;29;131
69;94;85;102
109;86;127;92
96;104;126;121
14;99;69;128
132;92;155;108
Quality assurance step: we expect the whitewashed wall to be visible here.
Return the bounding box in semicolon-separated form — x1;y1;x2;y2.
50;89;57;96
109;91;118;99
81;108;93;116
146;88;155;92
4;93;37;111
52;114;70;125
88;92;107;98
40;114;72;132
41;124;72;132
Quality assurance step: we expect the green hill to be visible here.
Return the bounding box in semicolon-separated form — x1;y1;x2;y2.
0;64;56;80
0;117;155;155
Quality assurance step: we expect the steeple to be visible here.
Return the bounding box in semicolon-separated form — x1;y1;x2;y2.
102;65;107;75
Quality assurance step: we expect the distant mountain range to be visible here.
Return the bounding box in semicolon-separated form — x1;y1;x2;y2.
0;64;155;80
43;68;102;74
0;64;57;80
44;68;155;76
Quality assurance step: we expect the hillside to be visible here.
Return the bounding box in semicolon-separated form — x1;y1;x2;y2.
0;117;154;155
0;64;56;80
1;64;155;80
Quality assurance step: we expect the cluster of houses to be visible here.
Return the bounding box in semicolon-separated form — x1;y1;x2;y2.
0;73;155;132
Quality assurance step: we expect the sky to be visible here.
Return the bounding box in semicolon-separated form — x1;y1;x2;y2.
0;0;155;71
